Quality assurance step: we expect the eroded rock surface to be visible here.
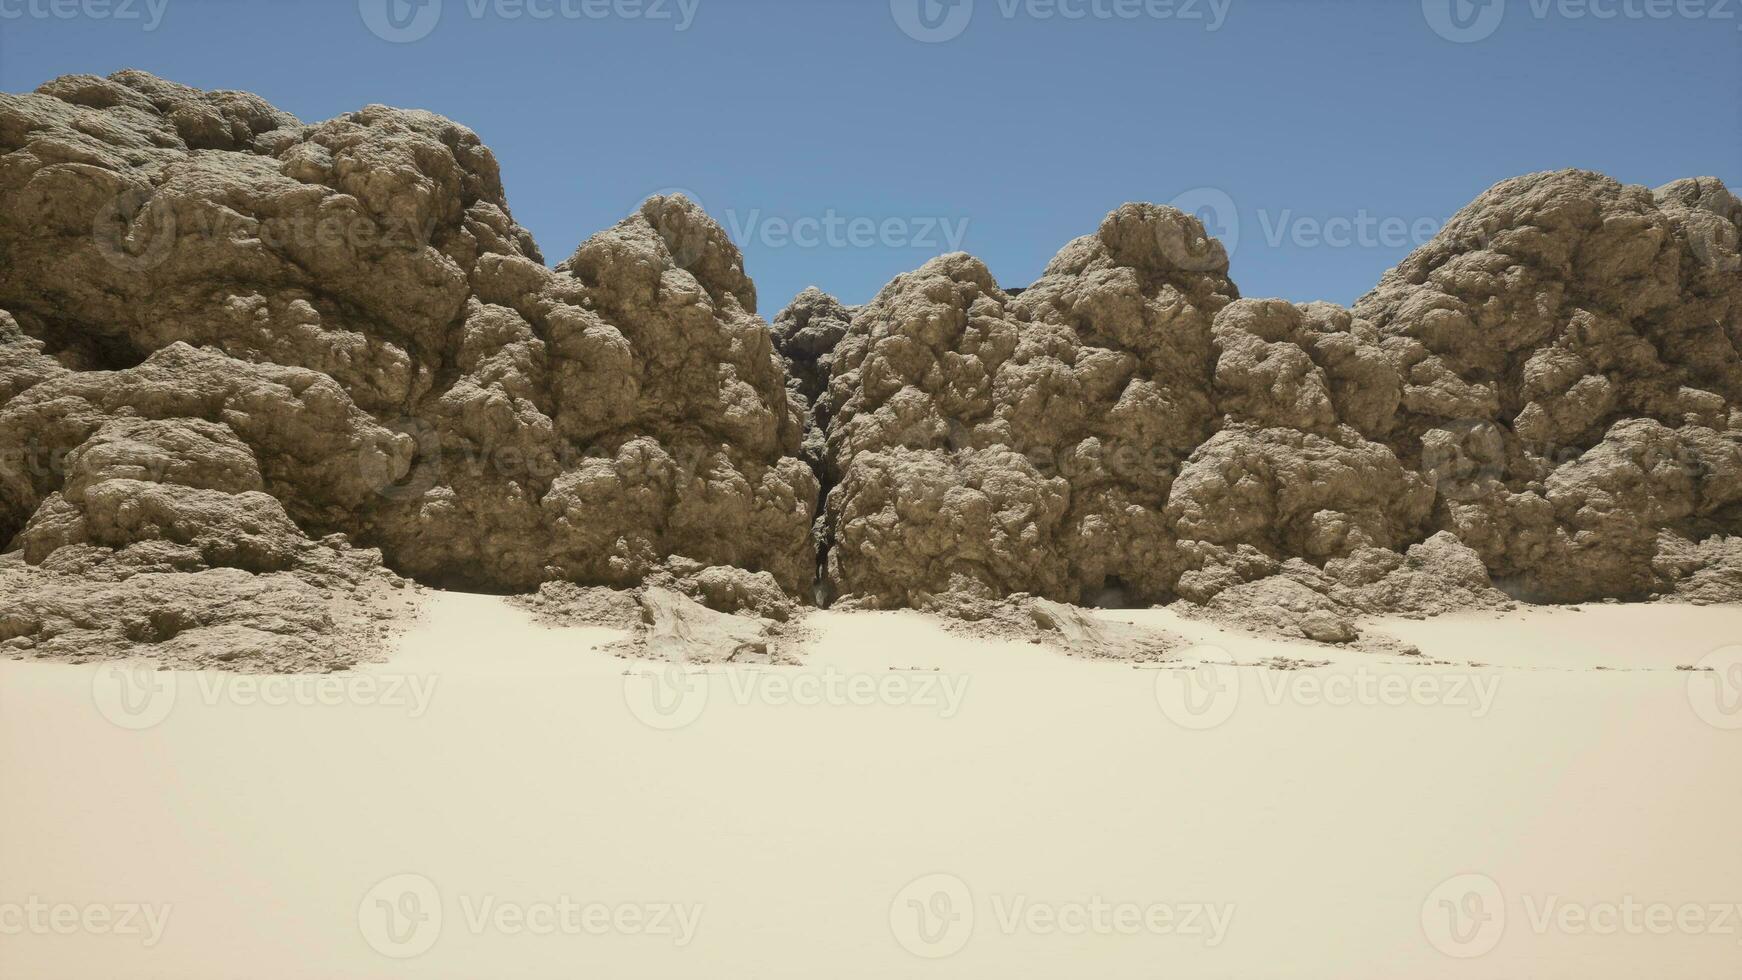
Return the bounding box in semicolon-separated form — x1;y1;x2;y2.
0;71;816;666
0;538;410;672
1354;170;1742;603
1024;599;1175;660
1182;533;1515;644
629;587;792;664
795;169;1741;622
771;286;855;411
1;69;1736;669
514;557;795;628
817;207;1240;609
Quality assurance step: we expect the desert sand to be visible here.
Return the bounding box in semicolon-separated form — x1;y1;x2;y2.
2;592;1738;979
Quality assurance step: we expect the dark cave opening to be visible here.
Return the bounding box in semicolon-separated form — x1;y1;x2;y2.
25;314;151;372
1084;576;1141;609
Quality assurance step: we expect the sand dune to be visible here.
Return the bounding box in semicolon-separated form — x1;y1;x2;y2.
2;592;1738;979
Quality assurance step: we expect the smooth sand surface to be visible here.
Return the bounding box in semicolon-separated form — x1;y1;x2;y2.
2;592;1739;978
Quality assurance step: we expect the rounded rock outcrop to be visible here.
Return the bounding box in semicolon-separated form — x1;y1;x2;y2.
0;72;819;670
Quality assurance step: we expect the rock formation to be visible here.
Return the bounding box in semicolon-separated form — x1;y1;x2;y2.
795;171;1742;631
0;70;1736;666
0;71;827;666
812;208;1241;611
1354;171;1742;603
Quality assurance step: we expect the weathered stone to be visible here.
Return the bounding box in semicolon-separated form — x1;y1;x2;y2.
2;70;1737;669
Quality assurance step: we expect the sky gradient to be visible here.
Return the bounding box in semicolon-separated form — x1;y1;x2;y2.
2;0;1737;310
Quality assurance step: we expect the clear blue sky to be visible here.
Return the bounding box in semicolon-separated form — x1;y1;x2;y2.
3;0;1737;310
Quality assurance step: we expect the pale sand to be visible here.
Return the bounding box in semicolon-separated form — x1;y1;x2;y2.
2;592;1739;978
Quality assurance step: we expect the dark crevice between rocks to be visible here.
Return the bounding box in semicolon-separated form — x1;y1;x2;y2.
767;288;855;608
810;463;837;609
0;522;27;558
801;389;839;607
21;312;150;371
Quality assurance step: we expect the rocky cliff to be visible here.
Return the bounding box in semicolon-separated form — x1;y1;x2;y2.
1;71;1736;665
786;170;1741;633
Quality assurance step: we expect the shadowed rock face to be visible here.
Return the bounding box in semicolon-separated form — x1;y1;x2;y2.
0;70;1736;667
